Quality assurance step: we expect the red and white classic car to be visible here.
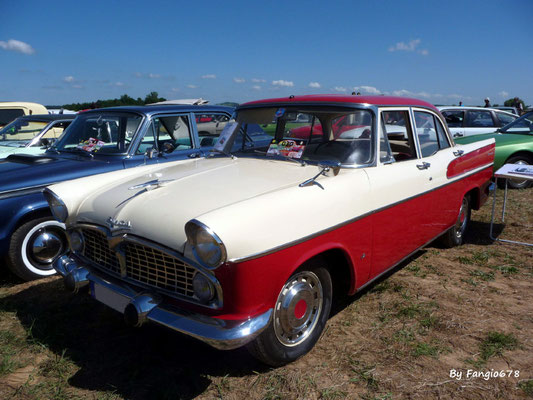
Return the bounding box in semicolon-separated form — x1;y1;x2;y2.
45;95;495;366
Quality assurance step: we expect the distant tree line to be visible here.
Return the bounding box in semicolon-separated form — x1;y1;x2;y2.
59;92;167;111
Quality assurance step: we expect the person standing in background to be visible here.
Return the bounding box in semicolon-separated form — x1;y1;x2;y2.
484;98;491;107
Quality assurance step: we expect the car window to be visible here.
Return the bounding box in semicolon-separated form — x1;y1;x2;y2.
495;112;515;126
414;111;451;158
0;109;24;126
0;120;48;143
233;107;375;166
54;113;143;154
155;115;192;153
381;110;416;162
441;110;464;128
41;121;71;141
195;113;230;147
465;110;494;127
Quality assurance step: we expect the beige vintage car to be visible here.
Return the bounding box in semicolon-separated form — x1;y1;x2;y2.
0;102;48;128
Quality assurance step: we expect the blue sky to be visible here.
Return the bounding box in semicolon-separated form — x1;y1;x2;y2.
1;0;532;106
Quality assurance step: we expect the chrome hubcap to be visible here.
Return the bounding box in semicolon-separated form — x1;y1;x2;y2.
455;198;468;239
30;229;64;264
510;160;529;187
273;271;323;346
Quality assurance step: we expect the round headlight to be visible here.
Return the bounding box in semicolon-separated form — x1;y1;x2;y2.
43;189;68;223
69;230;84;253
192;273;215;303
185;220;226;269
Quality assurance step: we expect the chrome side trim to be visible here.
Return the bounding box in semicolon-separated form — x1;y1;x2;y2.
229;164;493;263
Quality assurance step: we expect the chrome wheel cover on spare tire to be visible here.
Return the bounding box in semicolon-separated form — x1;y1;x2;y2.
273;271;323;346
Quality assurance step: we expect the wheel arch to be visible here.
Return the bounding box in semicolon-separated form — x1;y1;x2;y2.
293;247;356;299
505;150;533;163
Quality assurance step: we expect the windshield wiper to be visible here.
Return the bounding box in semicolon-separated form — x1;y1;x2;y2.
71;148;94;158
254;150;306;166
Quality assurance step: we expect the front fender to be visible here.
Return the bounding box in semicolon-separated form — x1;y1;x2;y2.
0;192;51;253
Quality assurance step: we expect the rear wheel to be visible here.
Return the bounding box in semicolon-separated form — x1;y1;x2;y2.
497;155;533;189
247;262;332;366
6;217;66;281
441;195;470;248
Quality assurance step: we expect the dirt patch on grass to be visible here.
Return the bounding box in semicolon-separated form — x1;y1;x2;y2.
0;189;531;399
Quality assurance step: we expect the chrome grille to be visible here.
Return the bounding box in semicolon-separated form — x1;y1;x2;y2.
124;242;195;297
81;228;120;274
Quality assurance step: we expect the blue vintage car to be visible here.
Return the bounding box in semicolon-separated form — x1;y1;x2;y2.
0;104;234;280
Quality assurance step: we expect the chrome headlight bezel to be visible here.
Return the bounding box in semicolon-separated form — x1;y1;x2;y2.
185;220;227;269
43;189;68;223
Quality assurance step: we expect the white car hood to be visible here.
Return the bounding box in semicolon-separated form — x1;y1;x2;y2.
74;156;332;252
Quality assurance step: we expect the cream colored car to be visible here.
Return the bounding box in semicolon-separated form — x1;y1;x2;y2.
0;102;48;128
45;95;495;366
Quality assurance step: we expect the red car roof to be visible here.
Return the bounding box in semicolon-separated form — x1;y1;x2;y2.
240;94;438;112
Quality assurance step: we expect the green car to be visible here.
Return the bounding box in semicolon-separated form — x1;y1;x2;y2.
455;111;533;189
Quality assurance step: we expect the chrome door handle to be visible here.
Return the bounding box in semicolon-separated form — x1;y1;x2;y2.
453;149;464;157
188;152;200;158
416;162;431;170
454;133;464;137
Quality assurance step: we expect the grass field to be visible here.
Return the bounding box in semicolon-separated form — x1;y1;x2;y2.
0;189;531;400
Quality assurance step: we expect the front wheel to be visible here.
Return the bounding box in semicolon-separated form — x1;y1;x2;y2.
440;195;470;248
6;217;67;281
247;263;332;366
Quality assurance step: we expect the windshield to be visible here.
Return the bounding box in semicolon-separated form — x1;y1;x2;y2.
500;111;533;134
0;119;48;147
230;106;375;166
53;112;143;154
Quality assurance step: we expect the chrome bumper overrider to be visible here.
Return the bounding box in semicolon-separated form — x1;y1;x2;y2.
53;255;272;350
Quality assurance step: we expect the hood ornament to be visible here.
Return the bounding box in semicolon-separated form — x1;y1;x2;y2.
128;179;174;191
107;217;132;230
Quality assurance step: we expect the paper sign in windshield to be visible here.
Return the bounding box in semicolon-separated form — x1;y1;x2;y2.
267;139;306;159
77;137;105;152
214;121;238;153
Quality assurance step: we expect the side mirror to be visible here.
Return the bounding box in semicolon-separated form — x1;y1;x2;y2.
40;138;50;148
318;160;341;176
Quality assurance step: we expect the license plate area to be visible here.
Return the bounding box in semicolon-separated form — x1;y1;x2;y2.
91;282;130;313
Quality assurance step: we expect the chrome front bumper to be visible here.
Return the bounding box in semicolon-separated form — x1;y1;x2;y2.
53;255;272;350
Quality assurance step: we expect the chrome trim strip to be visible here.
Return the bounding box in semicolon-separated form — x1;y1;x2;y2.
73;223;223;309
229;163;494;263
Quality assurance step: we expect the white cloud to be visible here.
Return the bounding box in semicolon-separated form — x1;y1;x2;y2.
201;74;216;79
187;84;197;89
308;82;321;88
418;49;429;56
388;39;421;52
134;72;143;78
499;91;509;98
333;86;347;92
63;76;75;83
252;78;266;83
354;85;381;95
272;79;294;87
72;84;83;89
114;82;124;87
171;87;180;92
148;73;161;79
252;85;261;90
0;39;35;55
233;77;245;83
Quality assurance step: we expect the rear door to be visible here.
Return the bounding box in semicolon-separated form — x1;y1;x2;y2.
463;109;497;136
